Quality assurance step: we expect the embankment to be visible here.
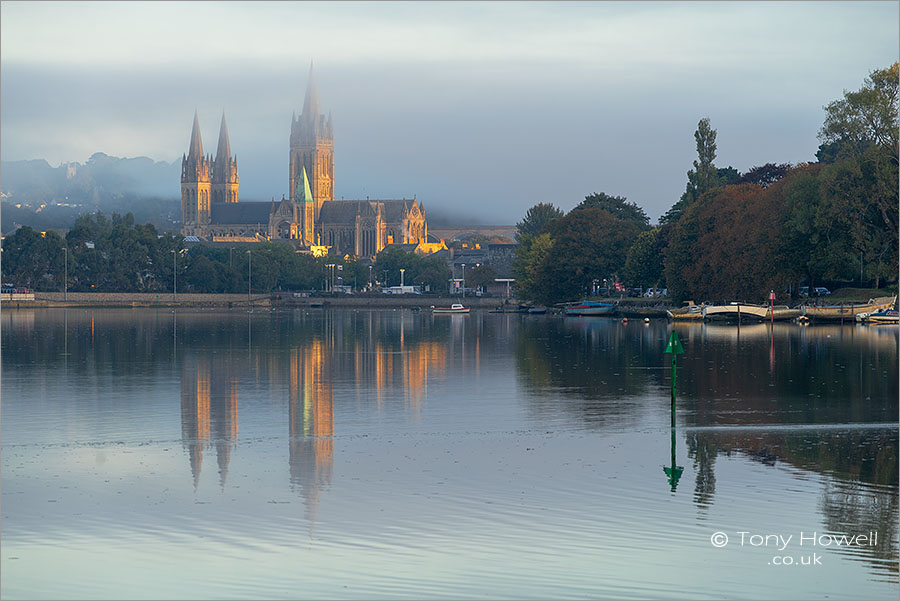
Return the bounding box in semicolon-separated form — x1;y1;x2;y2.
4;292;509;309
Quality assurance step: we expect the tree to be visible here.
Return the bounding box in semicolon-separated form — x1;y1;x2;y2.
664;184;782;302
624;229;664;289
513;232;554;303
537;208;643;305
466;264;497;290
660;117;721;224
738;163;792;188
819;63;899;164
515;202;563;243
574;192;650;230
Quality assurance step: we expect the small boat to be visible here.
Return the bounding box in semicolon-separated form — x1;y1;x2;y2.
433;303;470;314
703;302;768;321
667;301;703;321
490;304;532;314
858;308;899;324
804;296;897;321
766;305;802;321
564;301;617;316
527;307;547;315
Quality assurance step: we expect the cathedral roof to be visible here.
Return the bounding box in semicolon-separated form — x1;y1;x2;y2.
188;110;204;158
215;113;231;161
318;200;364;224
210;202;272;225
296;166;314;203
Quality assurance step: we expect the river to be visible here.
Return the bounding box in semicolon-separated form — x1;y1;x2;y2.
2;308;897;599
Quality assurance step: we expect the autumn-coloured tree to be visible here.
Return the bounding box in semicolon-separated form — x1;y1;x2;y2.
664;184;782;302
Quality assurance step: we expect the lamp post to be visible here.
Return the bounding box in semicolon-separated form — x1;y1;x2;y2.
64;247;68;301
246;250;252;302
170;249;177;303
400;268;405;288
461;263;466;298
368;265;373;290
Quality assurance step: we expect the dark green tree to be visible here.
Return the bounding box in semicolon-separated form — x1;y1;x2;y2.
661;117;720;225
574;192;650;230
515;202;563;243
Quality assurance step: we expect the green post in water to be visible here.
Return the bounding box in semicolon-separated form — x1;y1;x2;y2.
663;330;684;427
663;330;684;491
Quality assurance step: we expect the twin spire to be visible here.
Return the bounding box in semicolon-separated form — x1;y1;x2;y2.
186;110;233;162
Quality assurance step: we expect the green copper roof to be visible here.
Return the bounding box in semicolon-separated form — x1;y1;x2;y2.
296;166;314;203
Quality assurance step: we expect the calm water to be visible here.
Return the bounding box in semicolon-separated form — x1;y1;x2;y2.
2;308;898;600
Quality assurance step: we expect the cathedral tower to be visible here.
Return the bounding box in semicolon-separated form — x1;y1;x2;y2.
211;113;239;205
290;62;334;214
181;111;211;236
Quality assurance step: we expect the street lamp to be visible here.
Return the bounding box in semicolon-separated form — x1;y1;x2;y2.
368;265;373;289
63;247;68;301
400;268;405;287
170;249;177;303
461;263;466;298
246;250;252;302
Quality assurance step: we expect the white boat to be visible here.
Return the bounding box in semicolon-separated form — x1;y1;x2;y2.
703;302;768;321
432;303;470;314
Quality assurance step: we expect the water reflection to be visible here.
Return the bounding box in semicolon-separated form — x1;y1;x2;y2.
2;309;897;599
180;354;239;489
514;316;898;580
288;341;333;523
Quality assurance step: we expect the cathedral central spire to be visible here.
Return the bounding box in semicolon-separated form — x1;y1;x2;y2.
302;61;321;121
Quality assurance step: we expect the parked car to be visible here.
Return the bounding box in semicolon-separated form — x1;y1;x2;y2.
799;286;830;297
628;288;643;298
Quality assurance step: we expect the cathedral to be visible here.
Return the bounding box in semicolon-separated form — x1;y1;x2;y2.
180;64;438;259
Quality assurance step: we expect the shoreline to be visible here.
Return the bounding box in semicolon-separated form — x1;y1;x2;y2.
1;292;677;315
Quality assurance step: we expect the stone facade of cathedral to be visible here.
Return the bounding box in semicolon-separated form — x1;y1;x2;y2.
180;64;437;259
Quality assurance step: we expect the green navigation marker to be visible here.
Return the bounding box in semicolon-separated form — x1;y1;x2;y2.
663;330;684;491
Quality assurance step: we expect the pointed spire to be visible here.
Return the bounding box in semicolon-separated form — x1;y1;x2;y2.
302;61;321;121
295;166;314;203
188;111;204;158
215;113;231;161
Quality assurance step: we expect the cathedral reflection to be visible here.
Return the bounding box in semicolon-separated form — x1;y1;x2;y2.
288;341;334;523
178;310;451;523
180;354;239;490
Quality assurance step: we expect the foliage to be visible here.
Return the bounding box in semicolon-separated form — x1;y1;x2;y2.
819;63;899;163
623;228;664;289
373;246;450;291
737;163;792;188
660;117;721;225
513;232;554;303
574;192;650;230
465;264;497;289
515;202;563;243
664;184;782;302
535;208;643;305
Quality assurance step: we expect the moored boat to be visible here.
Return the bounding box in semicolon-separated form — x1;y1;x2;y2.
564;301;617;316
765;305;802;321
857;308;899;324
803;296;897;321
703;302;768;321
667;301;703;321
433;303;470;314
527;307;547;314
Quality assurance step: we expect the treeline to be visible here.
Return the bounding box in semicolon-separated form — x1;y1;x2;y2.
1;211;453;294
514;63;899;304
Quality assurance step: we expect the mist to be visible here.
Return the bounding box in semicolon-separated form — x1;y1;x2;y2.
2;1;897;224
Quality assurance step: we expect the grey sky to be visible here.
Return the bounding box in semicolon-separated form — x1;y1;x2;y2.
2;1;897;223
